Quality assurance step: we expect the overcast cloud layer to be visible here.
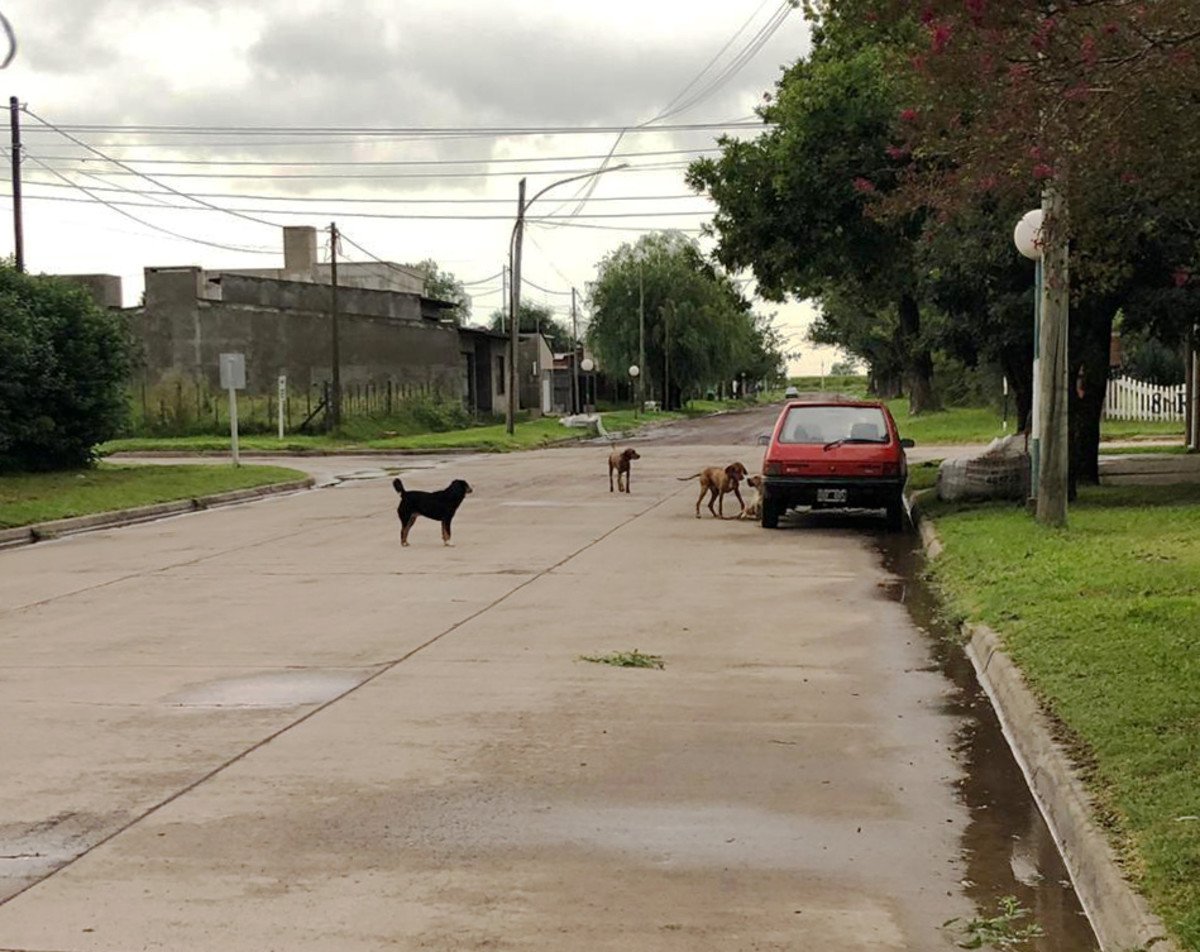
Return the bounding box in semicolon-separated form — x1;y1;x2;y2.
3;0;836;372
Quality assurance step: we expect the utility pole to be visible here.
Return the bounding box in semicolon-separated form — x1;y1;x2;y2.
663;300;672;412
571;287;581;414
1036;187;1069;527
328;222;342;431
507;178;526;435
637;265;645;417
500;265;508;334
9;96;23;272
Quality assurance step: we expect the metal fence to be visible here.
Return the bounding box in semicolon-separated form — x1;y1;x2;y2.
1104;375;1187;421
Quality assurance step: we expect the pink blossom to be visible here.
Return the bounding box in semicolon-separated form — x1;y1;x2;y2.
930;21;953;53
1173;266;1191;288
851;177;877;194
886;145;909;160
1032;163;1055;180
899;107;919;123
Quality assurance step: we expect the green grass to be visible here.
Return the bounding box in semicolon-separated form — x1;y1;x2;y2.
1101;418;1187;441
0;463;308;529
907;459;942;492
580;650;665;669
924;484;1200;949
789;374;869;396
888;399;1012;446
1100;444;1190;456
99;408;694;455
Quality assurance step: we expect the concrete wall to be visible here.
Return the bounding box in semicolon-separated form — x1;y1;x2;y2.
131;268;463;398
59;274;123;309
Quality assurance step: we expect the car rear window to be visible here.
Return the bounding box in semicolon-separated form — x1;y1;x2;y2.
777;405;890;445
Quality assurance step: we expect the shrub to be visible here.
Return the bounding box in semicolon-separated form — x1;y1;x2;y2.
0;266;132;471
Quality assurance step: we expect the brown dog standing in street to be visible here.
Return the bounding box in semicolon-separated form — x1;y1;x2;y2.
678;462;748;518
608;447;640;493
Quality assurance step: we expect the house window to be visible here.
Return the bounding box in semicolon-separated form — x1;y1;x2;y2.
496;356;505;394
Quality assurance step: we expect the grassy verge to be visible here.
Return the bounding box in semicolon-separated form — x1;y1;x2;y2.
888;399;1012;445
0;463;308;529
100;408;691;455
906;459;942;492
923;484;1200;949
1101;418;1187;441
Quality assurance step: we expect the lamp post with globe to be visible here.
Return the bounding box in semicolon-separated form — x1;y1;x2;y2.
580;357;595;413
628;364;640;417
1013;208;1044;500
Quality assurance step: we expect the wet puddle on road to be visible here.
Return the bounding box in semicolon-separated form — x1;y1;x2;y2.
165;670;372;709
878;533;1100;951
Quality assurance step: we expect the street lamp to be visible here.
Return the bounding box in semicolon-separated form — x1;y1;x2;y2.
628;364;640;415
581;357;595;412
506;163;630;434
1013;208;1044;499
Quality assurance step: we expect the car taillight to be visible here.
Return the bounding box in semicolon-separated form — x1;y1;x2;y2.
881;462;900;476
764;461;782;476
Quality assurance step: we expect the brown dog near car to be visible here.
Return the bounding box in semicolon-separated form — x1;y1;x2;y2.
738;474;765;520
608;447;640;493
677;462;748;518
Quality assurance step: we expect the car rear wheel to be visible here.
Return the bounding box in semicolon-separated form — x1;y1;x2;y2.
761;498;781;529
885;495;906;532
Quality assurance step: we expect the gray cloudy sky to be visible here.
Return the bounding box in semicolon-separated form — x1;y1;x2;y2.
3;0;839;373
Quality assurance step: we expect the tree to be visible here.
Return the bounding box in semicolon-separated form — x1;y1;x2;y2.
488;301;573;354
0;266;132;471
829;358;861;376
408;259;470;325
586;232;784;408
808;0;1200;522
688;40;942;412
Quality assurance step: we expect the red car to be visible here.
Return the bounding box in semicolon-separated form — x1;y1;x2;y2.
759;400;914;531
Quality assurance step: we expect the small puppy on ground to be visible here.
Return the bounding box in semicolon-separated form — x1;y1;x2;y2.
738;474;765;520
608;447;640;493
678;462;749;519
393;477;472;546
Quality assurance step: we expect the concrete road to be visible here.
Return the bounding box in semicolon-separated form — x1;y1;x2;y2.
0;436;982;950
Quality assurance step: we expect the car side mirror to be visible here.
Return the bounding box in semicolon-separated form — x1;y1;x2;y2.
900;438;915;448
757;434;770;446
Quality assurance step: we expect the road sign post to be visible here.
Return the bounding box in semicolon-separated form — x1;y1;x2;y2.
219;353;247;467
277;373;287;440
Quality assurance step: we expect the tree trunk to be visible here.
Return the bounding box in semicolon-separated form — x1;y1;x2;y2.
898;294;939;414
1068;303;1114;498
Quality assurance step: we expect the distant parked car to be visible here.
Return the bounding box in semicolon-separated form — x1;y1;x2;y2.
759;400;914;531
783;385;800;399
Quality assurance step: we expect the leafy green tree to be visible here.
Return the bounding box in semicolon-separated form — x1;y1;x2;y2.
586;232;784;408
0;266;132;471
409;259;470;325
488;301;573;354
688;40;942;412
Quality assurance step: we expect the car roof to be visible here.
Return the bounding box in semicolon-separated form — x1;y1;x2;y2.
783;400;888;409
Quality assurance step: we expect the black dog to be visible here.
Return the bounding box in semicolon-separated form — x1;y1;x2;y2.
393;477;473;547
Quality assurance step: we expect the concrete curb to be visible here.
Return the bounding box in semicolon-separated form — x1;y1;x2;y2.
0;478;315;551
909;490;1177;952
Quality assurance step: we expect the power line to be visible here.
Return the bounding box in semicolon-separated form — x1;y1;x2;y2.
22;105;280;230
25;146;721;168
7;190;713;220
19;175;704;205
17;153;276;255
23;119;764;138
14;160;694;181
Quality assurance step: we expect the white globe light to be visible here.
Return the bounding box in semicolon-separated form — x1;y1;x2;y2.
1013;209;1044;260
580;358;594;372
628;364;640;378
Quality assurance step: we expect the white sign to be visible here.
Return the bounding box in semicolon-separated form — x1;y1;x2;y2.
219;353;246;391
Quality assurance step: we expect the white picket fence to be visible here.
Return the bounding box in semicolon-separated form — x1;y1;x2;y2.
1104;375;1187;421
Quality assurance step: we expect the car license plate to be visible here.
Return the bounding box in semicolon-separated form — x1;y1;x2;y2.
817;488;848;504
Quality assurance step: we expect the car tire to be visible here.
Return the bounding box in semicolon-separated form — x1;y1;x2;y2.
761;499;781;529
885;496;907;532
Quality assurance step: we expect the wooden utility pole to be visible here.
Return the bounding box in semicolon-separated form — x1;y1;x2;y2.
9;96;23;272
637;267;645;417
507;178;526;435
571;287;580;415
1036;188;1069;526
500;265;508;334
663;300;672;412
328;222;342;430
